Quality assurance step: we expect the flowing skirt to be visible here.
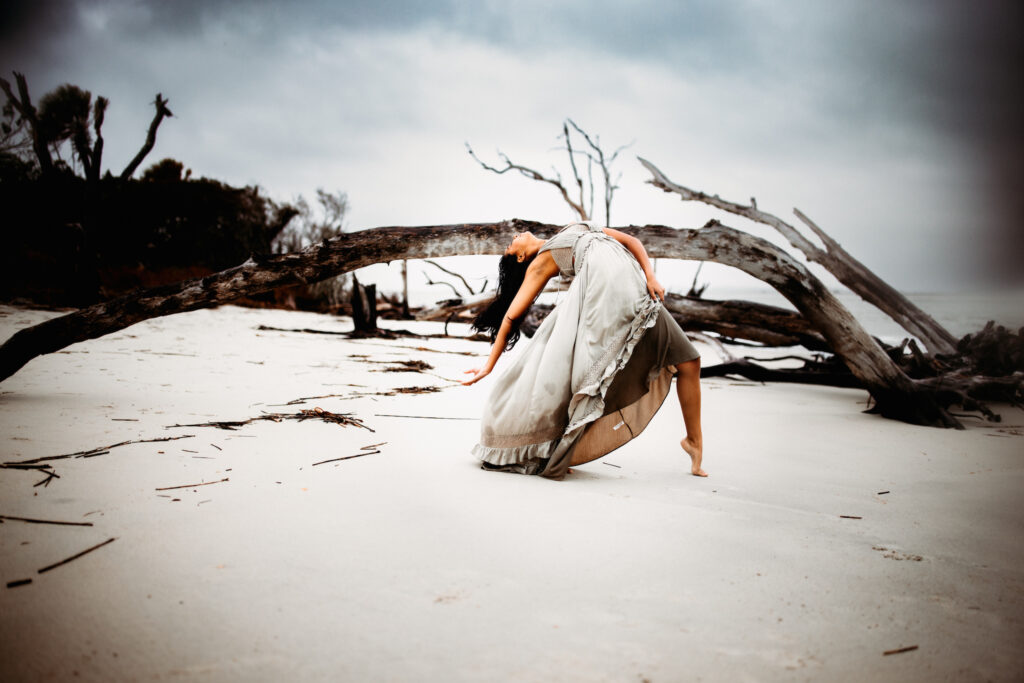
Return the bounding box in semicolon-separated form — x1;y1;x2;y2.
472;235;699;479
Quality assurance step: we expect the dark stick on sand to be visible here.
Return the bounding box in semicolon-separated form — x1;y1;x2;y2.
7;578;33;588
0;515;92;527
155;477;229;491
312;450;381;467
883;645;919;656
38;537;117;574
5;435;195;466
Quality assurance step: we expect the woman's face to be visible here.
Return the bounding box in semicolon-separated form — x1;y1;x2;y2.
505;231;534;262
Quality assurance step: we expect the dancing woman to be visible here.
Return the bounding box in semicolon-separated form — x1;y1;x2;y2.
462;222;706;479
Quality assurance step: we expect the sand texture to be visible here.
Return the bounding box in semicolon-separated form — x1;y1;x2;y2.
1;305;1022;682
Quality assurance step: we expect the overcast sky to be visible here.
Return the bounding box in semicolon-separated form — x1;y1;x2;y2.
3;0;1022;295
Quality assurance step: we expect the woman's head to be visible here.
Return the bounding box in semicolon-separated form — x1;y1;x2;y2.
472;252;536;350
505;231;536;263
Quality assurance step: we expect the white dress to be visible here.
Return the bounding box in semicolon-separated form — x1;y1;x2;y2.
472;223;699;479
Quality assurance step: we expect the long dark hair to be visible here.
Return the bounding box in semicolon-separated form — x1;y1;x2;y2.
472;253;536;350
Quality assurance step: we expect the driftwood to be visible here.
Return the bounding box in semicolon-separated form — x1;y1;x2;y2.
700;324;1023;420
432;292;829;351
701;357;862;388
663;294;829;350
4;434;195;466
640;158;958;354
166;407;373;431
0;219;963;427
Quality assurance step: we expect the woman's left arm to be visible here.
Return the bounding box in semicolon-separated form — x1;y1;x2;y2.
603;228;665;301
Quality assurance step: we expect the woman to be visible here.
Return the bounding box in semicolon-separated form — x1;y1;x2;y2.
462;222;706;479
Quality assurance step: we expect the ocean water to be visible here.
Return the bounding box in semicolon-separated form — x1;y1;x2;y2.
713;287;1023;346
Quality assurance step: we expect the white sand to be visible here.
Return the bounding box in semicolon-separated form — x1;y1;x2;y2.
1;304;1022;682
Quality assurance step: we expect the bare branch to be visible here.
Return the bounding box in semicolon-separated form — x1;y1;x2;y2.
561;122;590;220
423;259;476;296
422;273;462;298
465;142;587;220
120;93;172;180
639;156;958;354
567;119;631;226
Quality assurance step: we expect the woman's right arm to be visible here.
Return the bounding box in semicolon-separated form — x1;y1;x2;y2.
461;254;558;385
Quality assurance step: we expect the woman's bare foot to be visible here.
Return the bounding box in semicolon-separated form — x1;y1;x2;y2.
681;437;707;477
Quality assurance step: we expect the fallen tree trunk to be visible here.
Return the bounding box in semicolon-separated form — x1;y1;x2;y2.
640;157;959;355
0;219;958;427
513;295;830;351
663;294;829;351
701;358;863;388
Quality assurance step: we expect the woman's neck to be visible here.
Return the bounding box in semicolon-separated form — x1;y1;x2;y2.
524;234;545;258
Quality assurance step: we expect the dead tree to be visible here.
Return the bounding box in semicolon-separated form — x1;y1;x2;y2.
0;219;973;428
640;157;958;354
349;274;377;333
466;120;629;226
565;119;632;227
120;94;172;180
0;72;54;175
71;95;108;183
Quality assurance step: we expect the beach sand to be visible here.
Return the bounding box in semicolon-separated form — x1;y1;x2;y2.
1;304;1022;681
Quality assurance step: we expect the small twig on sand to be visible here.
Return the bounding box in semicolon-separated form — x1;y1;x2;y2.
0;463;54;471
278;386;443;406
0;515;92;527
364;359;435;373
155;477;229;492
883;645;919;656
374;414;476;420
312;450;381;467
839;515;863;519
38;537;117;574
312;441;387;466
6;578;33;588
33;471;60;487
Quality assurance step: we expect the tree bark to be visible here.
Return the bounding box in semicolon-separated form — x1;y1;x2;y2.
0;219;959;427
639;157;959;355
120;94;172;180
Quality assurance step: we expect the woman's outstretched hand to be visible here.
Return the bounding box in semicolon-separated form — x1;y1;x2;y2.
646;276;666;302
461;367;491;386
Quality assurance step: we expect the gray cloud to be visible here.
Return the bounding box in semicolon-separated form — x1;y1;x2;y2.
1;0;1020;287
